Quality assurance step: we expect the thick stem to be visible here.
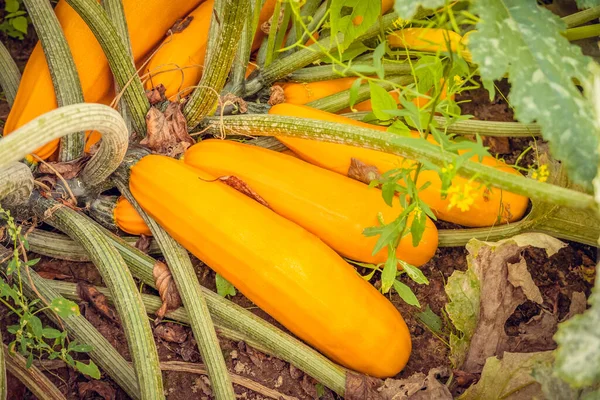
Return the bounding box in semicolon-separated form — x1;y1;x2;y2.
4;344;66;400
280;0;322;58
0;103;128;189
198;114;596;210
113;177;235;400
0;163;34;208
307;75;413;113
564;24;600;41
0;41;21;107
226;0;256;96
22;0;85;161
0;333;5;400
287;61;413;82
263;0;283;68
562;5;600;28
88;195;119;232
0;244;141;399
184;0;250;129
30;195;164;400
64;0;149;136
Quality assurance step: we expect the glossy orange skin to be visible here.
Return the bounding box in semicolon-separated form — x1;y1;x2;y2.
268;104;529;227
387;28;463;53
184;140;438;266
114;196;152;236
144;0;213;99
4;0;204;159
130;155;412;377
251;0;277;51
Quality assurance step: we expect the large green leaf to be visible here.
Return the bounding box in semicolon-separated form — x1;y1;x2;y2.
576;0;600;8
394;0;445;19
468;0;597;185
330;0;381;52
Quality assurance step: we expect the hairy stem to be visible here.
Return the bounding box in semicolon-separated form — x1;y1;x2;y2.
0;163;34;208
0;41;21;107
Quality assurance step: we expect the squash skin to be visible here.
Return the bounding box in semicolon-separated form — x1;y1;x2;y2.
4;0;204;159
144;0;214;99
268;103;529;227
114;196;152;236
184;139;438;266
130;155;411;377
387;28;463;54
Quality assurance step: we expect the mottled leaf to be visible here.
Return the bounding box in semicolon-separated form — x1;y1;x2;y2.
394;0;445;19
330;0;381;52
216;273;236;298
576;0;600;8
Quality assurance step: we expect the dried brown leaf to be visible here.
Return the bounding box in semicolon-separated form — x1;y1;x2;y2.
219;176;270;208
155;323;188;343
77;282;119;323
146;84;166;105
78;381;116;400
134;234;152;253
153;260;182;320
345;371;383;400
141;103;195;158
300;375;318;398
482;136;510;154
507;257;543;304
217;93;248;115
268;85;285;106
38;156;90;180
348;158;381;184
36;271;71;280
506;311;558;353
170;15;194;34
378;368;451;400
563;291;587;321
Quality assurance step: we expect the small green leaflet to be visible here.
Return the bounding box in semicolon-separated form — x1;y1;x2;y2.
416;305;442;333
5;0;19;13
394;0;445;20
11;16;27;34
393;279;420;307
381;247;398;293
75;360;101;379
369;82;397;120
329;0;381;52
468;0;598;185
216;273;236;297
49;298;80;318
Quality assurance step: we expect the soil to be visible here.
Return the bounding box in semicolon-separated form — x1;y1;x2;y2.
0;27;597;400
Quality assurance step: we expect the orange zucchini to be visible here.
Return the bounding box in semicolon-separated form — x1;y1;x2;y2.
184;139;438;266
144;0;213;99
130;155;412;377
268;103;529;227
114;196;152;236
4;0;205;159
387;28;472;61
251;0;278;51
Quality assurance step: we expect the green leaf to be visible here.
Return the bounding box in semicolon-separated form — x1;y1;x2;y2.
532;361;586;400
42;328;63;339
348;78;363;110
10;16;28;34
394;0;445;19
416;305;442;333
215;273;236;298
372;42;386;79
576;0;600;7
5;0;19;13
49;298;80;318
468;0;597;185
393;279;420;307
25;315;43;338
75;360;101;379
381;249;397;293
26;352;33;369
69;343;93;353
410;208;427;247
369;82;397;121
387;119;411;135
402;262;429;285
330;0;381;52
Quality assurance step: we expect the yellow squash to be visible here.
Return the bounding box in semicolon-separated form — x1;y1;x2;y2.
268;103;529;227
114;196;152;236
185;139;438;266
130;155;412;377
4;0;205;159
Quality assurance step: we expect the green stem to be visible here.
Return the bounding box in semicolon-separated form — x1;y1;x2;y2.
0;103;128;189
0;333;5;400
298;1;327;46
280;0;321;58
4;344;65;400
112;172;234;400
88;195;119;232
226;0;257;96
22;0;85;161
30;194;164;400
0;41;21;107
64;0;149;136
184;0;250;129
263;0;283;68
0;163;33;208
562;6;600;28
0;243;141;399
287;61;413;82
198;114;596;210
307;75;413;113
564;24;600;41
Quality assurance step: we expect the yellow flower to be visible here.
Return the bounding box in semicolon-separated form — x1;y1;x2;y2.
392;17;406;29
447;182;476;212
441;164;455;174
531;164;549;183
453;75;464;85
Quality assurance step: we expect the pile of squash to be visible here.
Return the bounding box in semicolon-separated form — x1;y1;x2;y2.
3;0;528;379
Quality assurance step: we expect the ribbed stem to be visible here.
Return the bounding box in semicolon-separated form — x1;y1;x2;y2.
113;178;235;400
0;163;34;208
280;0;322;58
0;103;128;189
298;1;327;45
307;75;413;113
263;0;284;68
287;61;413;82
562;5;600;28
227;0;256;96
22;0;85;161
564;24;600;41
198;114;596;210
0;243;140;399
0;41;21;107
64;0;149;136
30;195;164;400
88;195;119;232
0;332;5;400
4;344;66;400
184;0;250;129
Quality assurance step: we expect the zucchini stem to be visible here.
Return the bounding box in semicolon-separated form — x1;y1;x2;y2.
0;41;21;107
0;163;34;208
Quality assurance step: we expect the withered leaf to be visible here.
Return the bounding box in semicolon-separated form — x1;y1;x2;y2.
155;323;187;343
153;260;182;320
38;156;90;180
482;136;510;154
268;85;285;106
345;371;383;400
348;158;381;184
134;234;152;253
217;93;248;115
141;103;195;158
378;368;452;400
78;381;116;400
169;16;194;34
506;311;558;353
145;84;166;105
77;282;119;324
562;291;587;321
507;257;543;304
219;176;270;208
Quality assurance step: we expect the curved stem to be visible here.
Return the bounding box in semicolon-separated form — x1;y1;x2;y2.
562;6;600;28
226;0;255;97
0;103;128;189
0;41;21;107
199;114;596;210
30;195;164;400
184;0;251;129
64;0;149;136
0;243;141;399
564;24;600;42
287;61;413;83
23;0;86;161
0;163;34;208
